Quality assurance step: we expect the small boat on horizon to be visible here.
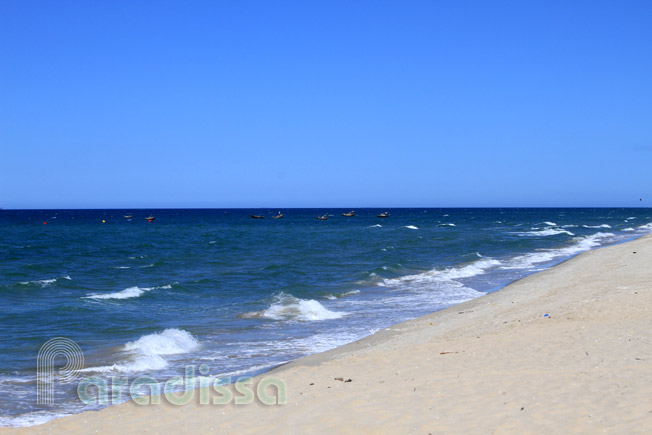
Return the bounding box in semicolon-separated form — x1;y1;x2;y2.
316;214;328;220
250;214;265;219
145;216;155;222
342;211;356;217
124;214;133;219
377;212;390;218
271;212;284;219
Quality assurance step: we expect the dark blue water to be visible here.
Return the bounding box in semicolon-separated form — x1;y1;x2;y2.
1;208;650;426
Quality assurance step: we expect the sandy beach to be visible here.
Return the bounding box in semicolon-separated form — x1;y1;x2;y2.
6;234;652;434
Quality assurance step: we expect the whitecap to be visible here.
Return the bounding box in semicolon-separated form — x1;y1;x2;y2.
582;224;611;229
19;278;58;287
84;286;147;300
515;228;574;237
368;224;382;228
241;292;345;321
500;232;615;270
83;329;200;373
404;225;419;230
383;258;501;286
84;284;171;300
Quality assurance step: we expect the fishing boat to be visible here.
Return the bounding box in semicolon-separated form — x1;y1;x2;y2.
376;212;390;218
145;216;155;221
250;214;265;219
124;214;133;219
342;211;356;217
316;214;328;220
271;212;284;219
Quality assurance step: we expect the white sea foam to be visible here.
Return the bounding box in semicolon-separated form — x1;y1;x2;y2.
18;276;69;287
83;329;199;373
500;232;615;270
368;224;382;228
542;221;557;226
0;411;74;428
582;224;611;229
114;266;131;269
404;225;419;230
516;228;575;237
84;284;171;300
439;223;456;227
383;258;501;286
635;222;652;232
623;227;635;232
242;292;345;321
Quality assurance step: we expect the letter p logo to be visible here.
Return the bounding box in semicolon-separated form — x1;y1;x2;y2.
37;337;84;405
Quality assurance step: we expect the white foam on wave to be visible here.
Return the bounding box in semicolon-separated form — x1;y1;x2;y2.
368;224;382;228
404;225;419;230
542;221;557;226
83;329;200;373
323;290;360;300
516;228;575;237
582;224;611;229
439;223;456;227
501;232;615;270
84;284;172;300
383;258;501;287
241;292;345;321
636;222;652;231
18;275;70;287
623;228;635;232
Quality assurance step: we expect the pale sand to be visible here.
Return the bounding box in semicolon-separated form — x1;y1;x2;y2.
5;234;652;434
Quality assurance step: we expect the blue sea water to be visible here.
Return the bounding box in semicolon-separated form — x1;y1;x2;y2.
1;208;651;426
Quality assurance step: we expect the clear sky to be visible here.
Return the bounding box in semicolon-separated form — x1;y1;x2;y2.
1;0;651;209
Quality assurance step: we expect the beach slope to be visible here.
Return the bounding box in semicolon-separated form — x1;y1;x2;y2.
10;235;652;434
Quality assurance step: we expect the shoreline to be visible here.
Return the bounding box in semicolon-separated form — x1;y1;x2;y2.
5;233;652;433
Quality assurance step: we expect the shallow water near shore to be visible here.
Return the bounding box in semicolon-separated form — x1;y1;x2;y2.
1;208;651;426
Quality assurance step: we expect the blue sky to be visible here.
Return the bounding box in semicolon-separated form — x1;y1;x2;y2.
1;0;651;208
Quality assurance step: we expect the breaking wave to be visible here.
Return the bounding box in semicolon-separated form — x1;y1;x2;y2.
241;292;345;321
516;228;574;237
82;329;199;373
500;232;615;270
18;276;71;287
84;284;172;300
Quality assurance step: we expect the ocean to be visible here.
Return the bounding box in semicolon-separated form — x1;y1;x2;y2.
1;208;650;426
